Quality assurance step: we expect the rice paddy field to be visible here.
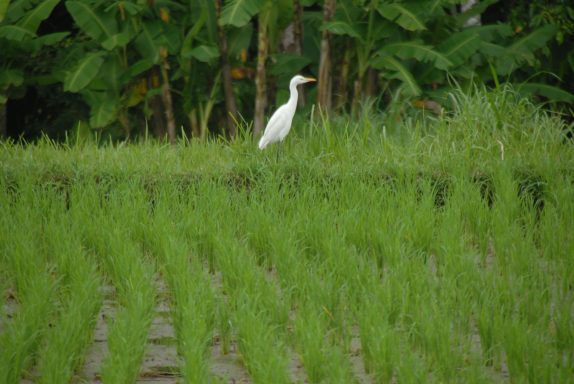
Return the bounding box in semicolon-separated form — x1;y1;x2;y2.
1;89;573;383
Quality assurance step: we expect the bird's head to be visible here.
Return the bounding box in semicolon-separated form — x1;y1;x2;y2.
291;75;316;87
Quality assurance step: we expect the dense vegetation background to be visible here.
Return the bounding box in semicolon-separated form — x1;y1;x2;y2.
0;0;573;141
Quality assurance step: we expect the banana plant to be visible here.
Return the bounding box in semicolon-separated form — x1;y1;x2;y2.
62;0;188;140
325;0;570;108
0;0;65;135
215;0;238;137
220;0;299;136
371;0;457;97
435;20;569;102
178;0;225;139
220;0;274;136
323;0;437;114
63;0;141;135
491;24;558;75
323;0;382;104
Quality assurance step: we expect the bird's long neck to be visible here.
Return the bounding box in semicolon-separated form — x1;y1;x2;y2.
287;83;299;109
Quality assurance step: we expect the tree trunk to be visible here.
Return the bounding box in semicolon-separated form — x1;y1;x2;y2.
150;96;166;138
293;0;305;108
189;109;199;138
0;103;6;139
317;0;336;113
216;0;238;138
253;10;270;137
118;110;130;139
160;49;177;144
365;67;378;98
267;75;277;117
148;68;167;139
335;40;351;111
352;78;362;116
199;73;221;140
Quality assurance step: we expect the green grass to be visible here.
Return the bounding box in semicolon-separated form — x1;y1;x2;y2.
35;215;101;384
1;86;573;383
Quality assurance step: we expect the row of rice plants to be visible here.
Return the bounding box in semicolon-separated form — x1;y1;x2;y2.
2;157;572;382
486;170;573;382
0;177;102;383
145;183;219;383
33;186;102;384
211;177;361;382
344;166;572;383
205;200;293;383
216;175;381;382
0;180;58;382
179;163;573;383
71;179;156;383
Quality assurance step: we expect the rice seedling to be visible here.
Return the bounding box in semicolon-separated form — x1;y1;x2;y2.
67;179;156;383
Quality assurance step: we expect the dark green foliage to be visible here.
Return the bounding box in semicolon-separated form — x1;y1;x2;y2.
0;0;571;140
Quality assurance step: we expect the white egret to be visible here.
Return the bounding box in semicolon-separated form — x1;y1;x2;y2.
258;75;316;150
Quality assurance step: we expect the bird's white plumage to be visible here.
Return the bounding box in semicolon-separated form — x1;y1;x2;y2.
258;75;316;150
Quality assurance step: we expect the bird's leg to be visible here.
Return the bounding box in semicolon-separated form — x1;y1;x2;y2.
277;140;285;162
276;142;281;163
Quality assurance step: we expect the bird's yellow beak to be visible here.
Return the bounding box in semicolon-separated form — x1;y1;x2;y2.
305;77;316;82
